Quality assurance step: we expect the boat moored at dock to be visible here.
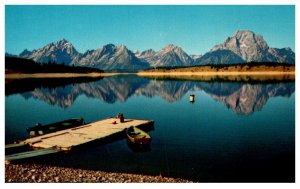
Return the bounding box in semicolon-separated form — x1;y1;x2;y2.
126;126;152;145
26;118;86;137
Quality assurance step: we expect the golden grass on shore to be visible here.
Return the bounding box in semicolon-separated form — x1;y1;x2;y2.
138;71;295;76
139;65;295;74
137;64;295;81
5;64;295;81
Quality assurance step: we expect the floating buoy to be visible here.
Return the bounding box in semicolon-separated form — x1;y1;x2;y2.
190;94;195;103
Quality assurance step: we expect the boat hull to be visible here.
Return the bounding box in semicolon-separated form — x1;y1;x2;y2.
27;118;85;137
126;126;152;145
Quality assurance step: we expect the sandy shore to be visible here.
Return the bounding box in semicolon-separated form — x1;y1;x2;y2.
5;163;192;183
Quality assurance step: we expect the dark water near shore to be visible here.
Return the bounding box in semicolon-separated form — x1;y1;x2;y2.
5;75;295;182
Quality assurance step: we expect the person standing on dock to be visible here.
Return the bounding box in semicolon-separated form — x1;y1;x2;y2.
118;113;125;123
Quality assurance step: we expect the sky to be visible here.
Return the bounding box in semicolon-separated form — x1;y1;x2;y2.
5;5;295;55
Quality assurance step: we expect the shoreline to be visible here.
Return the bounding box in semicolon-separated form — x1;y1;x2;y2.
137;71;295;82
5;71;295;79
137;71;295;76
5;163;192;183
5;72;120;79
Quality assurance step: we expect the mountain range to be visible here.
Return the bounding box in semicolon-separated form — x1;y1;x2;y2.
135;44;194;67
14;30;295;71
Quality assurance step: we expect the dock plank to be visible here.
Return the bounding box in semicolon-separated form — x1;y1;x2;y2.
5;148;61;163
5;143;30;155
23;118;154;151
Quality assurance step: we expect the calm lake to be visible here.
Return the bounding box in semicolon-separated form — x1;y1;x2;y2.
5;75;295;182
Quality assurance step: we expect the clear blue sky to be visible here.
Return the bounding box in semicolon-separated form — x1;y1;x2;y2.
5;5;295;55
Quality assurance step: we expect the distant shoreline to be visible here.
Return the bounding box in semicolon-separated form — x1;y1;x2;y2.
137;71;295;82
5;71;295;80
5;72;123;79
138;63;295;75
5;62;296;81
137;71;295;76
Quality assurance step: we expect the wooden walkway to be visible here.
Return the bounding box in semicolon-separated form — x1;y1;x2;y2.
5;148;61;164
20;118;154;151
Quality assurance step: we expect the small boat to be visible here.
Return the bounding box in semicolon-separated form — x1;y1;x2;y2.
126;126;151;145
26;118;85;137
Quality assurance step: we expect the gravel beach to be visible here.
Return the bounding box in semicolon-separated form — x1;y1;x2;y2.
5;163;192;183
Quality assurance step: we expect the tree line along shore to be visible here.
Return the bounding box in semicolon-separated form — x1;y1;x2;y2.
5;56;104;74
5;56;295;76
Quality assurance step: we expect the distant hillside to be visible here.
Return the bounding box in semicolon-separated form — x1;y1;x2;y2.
5;56;104;74
195;49;245;65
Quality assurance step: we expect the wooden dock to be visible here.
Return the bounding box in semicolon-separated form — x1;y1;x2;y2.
5;118;154;163
19;118;154;151
5;148;61;164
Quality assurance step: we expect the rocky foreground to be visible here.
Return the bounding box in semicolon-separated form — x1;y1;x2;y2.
5;163;192;183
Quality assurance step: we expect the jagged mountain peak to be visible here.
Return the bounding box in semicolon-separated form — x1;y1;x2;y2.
57;38;69;45
139;49;156;57
21;48;31;53
210;30;288;62
119;44;126;48
18;38;79;65
232;30;265;43
102;44;117;52
162;44;182;52
234;30;255;36
213;30;269;51
56;38;75;49
116;44;130;56
83;49;95;55
58;38;69;43
137;44;194;67
72;43;149;70
200;30;295;64
104;43;116;47
38;38;74;51
235;30;267;48
19;49;32;57
117;44;129;53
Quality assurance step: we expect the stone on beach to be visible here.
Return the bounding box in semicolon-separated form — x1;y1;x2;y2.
5;163;192;183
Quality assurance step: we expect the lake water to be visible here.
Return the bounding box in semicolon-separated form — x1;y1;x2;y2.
5;75;295;182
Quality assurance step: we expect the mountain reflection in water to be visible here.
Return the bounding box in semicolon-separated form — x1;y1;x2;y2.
7;75;295;115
